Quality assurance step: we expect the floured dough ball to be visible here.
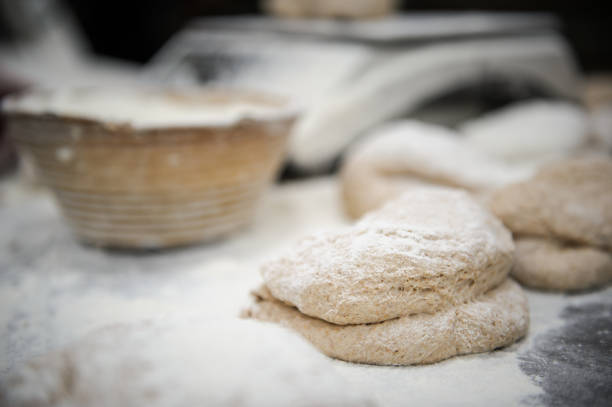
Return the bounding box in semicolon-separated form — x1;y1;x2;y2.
460;101;589;164
490;157;612;249
0;319;374;407
340;120;531;219
262;0;397;19
246;188;528;365
246;279;528;366
512;238;612;291
490;157;612;291
262;188;514;325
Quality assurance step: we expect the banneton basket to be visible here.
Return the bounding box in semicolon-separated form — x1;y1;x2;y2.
3;88;297;248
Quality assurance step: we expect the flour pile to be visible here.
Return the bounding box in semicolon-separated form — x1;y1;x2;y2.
0;318;374;407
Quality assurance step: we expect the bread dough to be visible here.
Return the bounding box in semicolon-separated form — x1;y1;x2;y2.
491;157;612;291
0;319;374;407
490;157;612;250
512;237;612;291
262;187;514;325
341;120;530;219
460;101;588;164
249;188;526;365
245;279;528;366
262;0;397;19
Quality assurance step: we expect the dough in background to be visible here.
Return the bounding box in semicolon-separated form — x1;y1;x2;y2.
460;101;589;165
490;157;612;249
512;237;612;291
340;120;531;219
490;157;612;291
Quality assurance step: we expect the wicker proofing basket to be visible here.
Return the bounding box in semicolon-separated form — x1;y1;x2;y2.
7;111;294;248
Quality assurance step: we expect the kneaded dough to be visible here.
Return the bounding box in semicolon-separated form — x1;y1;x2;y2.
0;319;374;407
340;121;530;219
262;187;514;325
490;157;612;250
245;279;528;366
512;237;612;291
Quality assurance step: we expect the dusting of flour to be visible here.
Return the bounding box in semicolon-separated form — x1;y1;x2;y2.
2;319;374;407
3;175;609;405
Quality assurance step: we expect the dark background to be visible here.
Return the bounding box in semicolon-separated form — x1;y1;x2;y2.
58;0;611;72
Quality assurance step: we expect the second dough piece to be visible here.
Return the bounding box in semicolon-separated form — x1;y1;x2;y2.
490;157;612;291
340;120;530;219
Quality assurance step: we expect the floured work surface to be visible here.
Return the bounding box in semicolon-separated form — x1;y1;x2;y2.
0;176;610;406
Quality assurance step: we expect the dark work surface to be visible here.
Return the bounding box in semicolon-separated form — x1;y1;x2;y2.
519;298;612;407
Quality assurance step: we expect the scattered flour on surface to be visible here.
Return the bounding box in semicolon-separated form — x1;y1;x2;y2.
2;318;375;407
2;175;609;406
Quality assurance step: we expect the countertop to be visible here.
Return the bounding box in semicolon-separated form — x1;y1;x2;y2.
1;176;610;406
